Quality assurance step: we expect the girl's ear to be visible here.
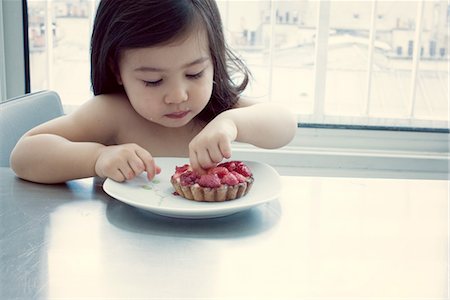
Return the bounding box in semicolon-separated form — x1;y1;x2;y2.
109;59;123;85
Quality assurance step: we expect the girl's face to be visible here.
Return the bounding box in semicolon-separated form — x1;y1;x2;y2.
117;28;214;128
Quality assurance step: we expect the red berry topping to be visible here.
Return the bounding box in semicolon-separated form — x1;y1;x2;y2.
218;161;252;177
207;166;229;178
175;164;190;174
218;161;236;171
197;174;221;188
231;171;246;183
179;171;198;186
221;173;239;185
174;161;251;188
235;164;252;177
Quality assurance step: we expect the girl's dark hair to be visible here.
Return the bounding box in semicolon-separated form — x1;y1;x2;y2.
91;0;249;122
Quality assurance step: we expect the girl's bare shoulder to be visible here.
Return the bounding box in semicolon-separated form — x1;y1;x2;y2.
50;93;136;144
72;93;139;125
79;93;133;115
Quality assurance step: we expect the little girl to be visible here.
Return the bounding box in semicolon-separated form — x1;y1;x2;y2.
11;0;296;184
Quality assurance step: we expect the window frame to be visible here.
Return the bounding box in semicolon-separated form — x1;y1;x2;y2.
1;0;448;178
1;0;29;101
0;0;6;101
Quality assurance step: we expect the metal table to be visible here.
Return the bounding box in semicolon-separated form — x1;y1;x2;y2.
0;167;447;299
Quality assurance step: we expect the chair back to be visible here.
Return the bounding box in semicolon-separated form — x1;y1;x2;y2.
0;91;64;167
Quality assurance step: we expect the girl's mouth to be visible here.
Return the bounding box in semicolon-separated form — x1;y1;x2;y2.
165;110;190;119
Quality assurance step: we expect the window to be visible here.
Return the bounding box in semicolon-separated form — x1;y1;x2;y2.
26;0;96;108
429;40;436;57
25;0;449;130
408;40;414;56
1;0;447;177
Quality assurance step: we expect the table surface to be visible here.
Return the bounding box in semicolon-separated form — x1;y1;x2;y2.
0;167;448;299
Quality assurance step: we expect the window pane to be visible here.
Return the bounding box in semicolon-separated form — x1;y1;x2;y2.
369;0;449;123
219;1;317;114
28;0;95;110
369;1;419;120
218;1;271;101
26;0;448;129
324;1;371;117
413;0;449;121
322;0;448;127
271;1;317;115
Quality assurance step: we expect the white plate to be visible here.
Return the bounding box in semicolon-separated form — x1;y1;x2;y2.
103;157;281;219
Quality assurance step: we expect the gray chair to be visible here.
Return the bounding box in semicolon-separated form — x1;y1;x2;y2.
0;90;64;167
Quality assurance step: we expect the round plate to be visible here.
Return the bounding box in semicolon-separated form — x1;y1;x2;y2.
103;157;281;219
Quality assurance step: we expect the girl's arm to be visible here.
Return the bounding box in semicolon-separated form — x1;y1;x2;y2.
10;95;159;184
189;99;297;171
224;99;297;148
11;131;105;183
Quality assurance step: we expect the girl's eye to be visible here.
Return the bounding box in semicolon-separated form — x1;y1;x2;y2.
144;79;162;87
186;70;204;79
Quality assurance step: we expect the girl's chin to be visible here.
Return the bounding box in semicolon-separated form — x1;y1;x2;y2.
153;116;194;128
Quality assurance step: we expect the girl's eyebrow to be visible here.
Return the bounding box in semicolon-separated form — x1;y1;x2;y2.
134;57;210;72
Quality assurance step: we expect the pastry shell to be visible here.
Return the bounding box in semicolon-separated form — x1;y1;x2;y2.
171;177;254;202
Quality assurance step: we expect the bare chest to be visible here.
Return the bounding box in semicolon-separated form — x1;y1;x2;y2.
115;118;202;157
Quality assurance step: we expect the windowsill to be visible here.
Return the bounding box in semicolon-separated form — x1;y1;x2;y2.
232;126;449;180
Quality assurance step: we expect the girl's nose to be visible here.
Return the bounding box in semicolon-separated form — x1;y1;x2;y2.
164;85;188;104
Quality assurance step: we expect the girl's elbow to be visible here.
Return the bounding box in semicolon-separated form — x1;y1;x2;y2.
266;113;297;149
10;145;26;178
10;139;36;181
282;110;298;145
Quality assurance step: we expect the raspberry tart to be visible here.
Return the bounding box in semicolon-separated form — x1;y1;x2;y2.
171;161;254;202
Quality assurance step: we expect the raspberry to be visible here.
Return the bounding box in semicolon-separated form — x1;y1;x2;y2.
231;171;246;183
218;161;252;177
235;164;252;177
208;166;229;178
218;161;237;171
180;171;198;186
221;173;239;185
197;174;221;188
175;164;190;174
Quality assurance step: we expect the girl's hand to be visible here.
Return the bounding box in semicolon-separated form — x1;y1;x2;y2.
189;117;237;172
94;143;161;182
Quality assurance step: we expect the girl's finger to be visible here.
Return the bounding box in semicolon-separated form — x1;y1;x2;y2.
219;138;232;159
119;163;134;180
135;148;158;180
189;150;207;174
110;168;126;182
189;150;200;173
197;148;215;170
208;145;224;164
128;158;145;177
155;165;161;174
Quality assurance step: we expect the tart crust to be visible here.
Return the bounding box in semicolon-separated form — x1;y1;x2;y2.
171;177;254;202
